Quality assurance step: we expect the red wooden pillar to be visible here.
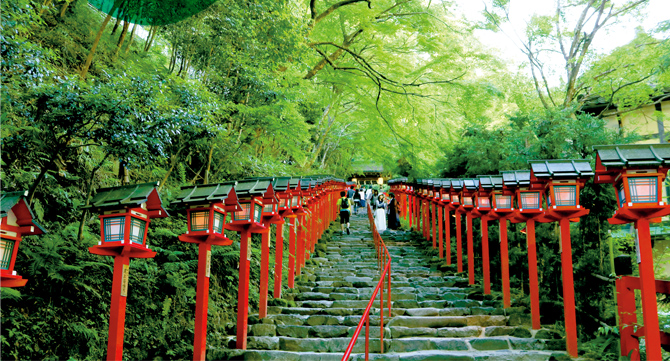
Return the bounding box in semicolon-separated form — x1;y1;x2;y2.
432;203;437;249
259;228;270;319
500;219;511;308
409;195;413;228
288;218;296;288
559;218;578;358
193;242;212;361
438;206;444;258
273;223;284;298
445;208;451;265
466;213;474;285
526;219;541;330
236;229;251;350
297;214;305;273
481;217;490;294
106;254;130;361
456;212;463;273
635;217;663;361
616;277;640;359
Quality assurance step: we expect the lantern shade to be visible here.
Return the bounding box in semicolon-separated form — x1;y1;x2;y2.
225;179;268;232
0;191;47;287
519;191;542;210
172;181;240;245
494;194;513;209
529;160;594;221
84;182;167;258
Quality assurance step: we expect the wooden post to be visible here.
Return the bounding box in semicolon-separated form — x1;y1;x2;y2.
438;206;444;258
559;218;578;357
456;212;463;273
236;229;251;349
467;213;474;285
274;223;284;298
635;217;662;361
526;219;541;330
259;228;270;319
445;208;451;265
193;242;212;361
106;254;130;361
500;219;511;308
288;218;296;289
432;203;437;249
481;217;490;294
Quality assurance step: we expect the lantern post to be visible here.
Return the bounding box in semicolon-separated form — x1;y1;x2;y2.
84;182;169;361
414;179;424;237
491;173;517;308
241;178;284;320
273;178;296;298
460;179;480;285
593;144;670;361
408;181;415;229
225;179;268;350
449;179;464;273
296;178;314;276
529;159;594;358
0;191;47;288
424;179;433;242
474;176;496;294
433;179;444;258
172;182;241;360
287;178;306;289
430;179;442;249
438;180;452;263
503;170;545;331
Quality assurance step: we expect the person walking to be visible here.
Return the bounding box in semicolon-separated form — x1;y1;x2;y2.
374;194;387;232
387;193;400;230
336;191;352;235
353;188;361;214
366;187;373;210
358;187;366;210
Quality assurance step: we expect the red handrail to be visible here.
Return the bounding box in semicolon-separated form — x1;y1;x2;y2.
341;205;392;361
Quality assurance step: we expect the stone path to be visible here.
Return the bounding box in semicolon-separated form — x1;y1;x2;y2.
214;210;571;360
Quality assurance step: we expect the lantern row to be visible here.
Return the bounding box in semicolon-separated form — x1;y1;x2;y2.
387;143;670;360
1;175;347;361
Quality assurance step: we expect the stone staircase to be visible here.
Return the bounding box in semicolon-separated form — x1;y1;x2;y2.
214;211;571;361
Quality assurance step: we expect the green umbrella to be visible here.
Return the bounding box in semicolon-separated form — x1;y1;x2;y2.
88;0;217;25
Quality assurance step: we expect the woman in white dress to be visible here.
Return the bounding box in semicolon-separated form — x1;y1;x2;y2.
374;195;387;232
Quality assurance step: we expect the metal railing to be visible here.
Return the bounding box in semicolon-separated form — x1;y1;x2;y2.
341;205;392;361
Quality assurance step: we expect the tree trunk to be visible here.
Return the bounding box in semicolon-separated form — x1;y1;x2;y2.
158;147;186;192
112;21;129;60
123;23;137;55
656;103;666;143
59;0;72;17
27;165;49;205
144;26;157;52
111;17;121;34
204;144;214;184
77;153;111;241
80;13;113;78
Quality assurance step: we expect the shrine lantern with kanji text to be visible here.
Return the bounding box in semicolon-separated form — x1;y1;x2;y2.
83;182;169;361
172;181;241;361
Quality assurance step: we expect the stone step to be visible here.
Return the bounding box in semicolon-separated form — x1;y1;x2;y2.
214;349;571;361
263;306;508;318
233;335;565;353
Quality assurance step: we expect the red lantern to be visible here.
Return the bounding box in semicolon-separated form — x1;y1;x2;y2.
460;179;480;285
0;191;47;288
529;159;594;358
225;178;269;350
449;179;464;273
474;176;497;295
85;182;168;361
173;181;240;360
502;170;544;331
594;144;670;361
